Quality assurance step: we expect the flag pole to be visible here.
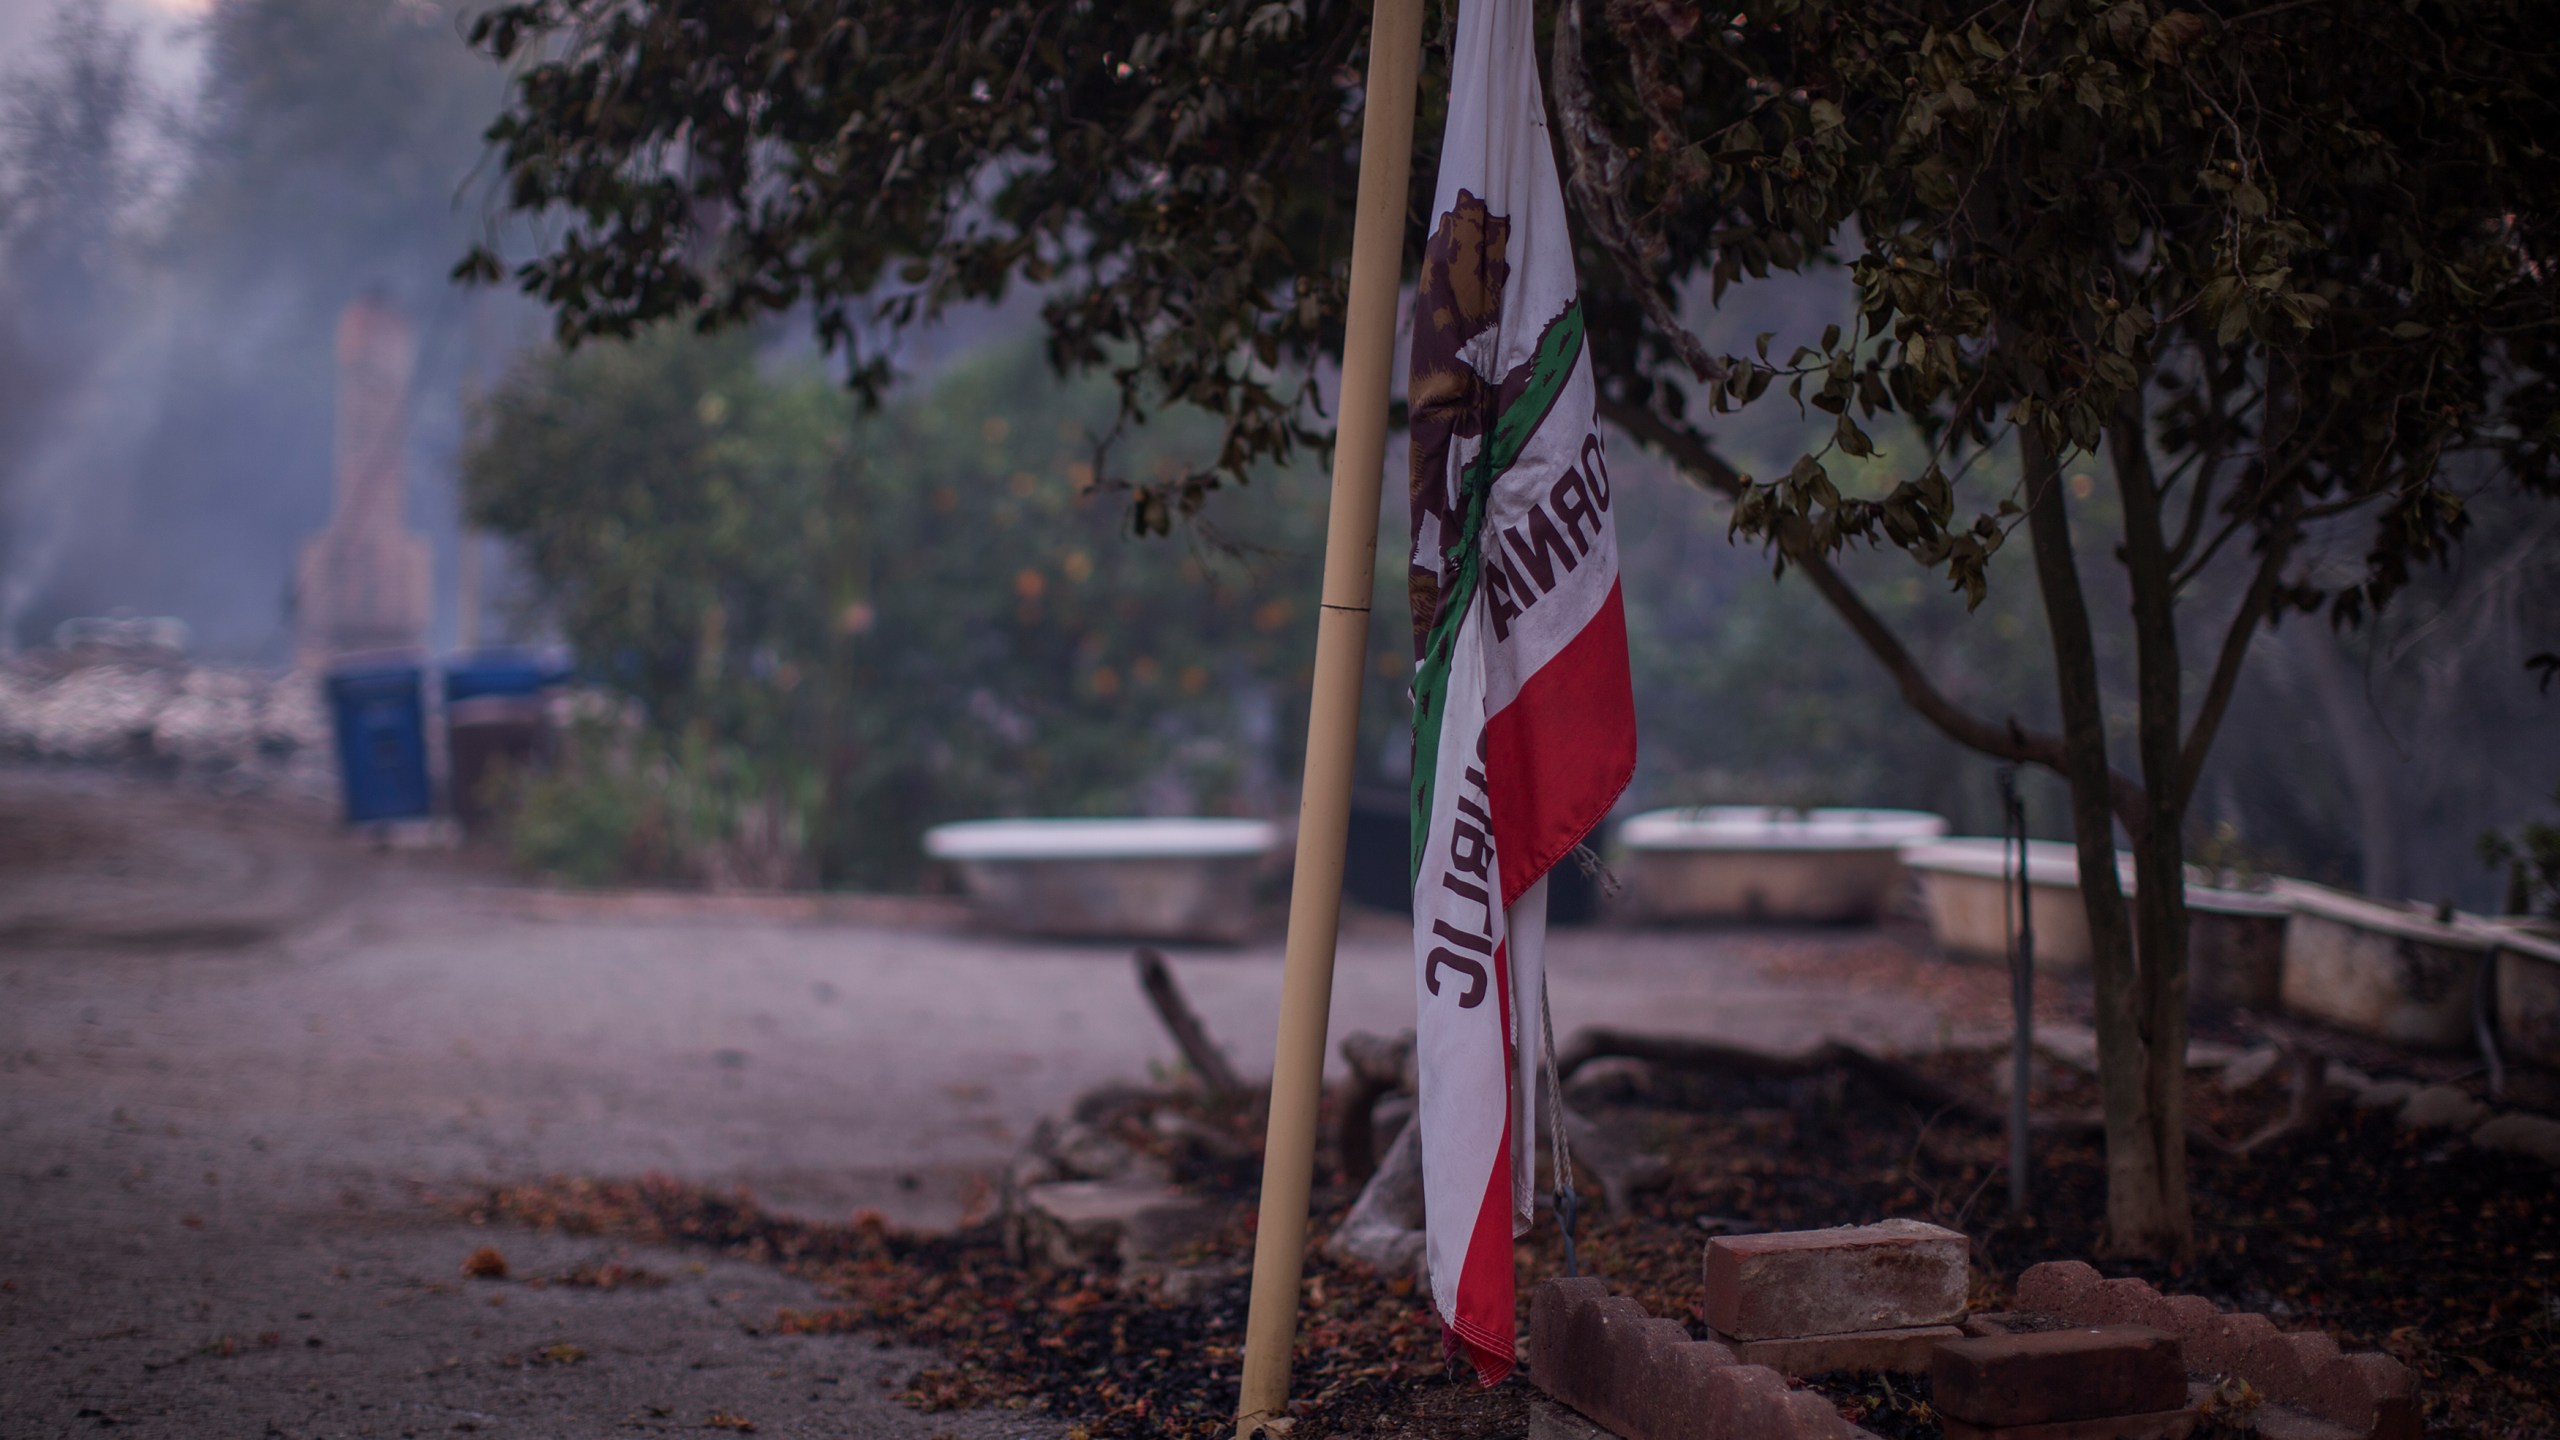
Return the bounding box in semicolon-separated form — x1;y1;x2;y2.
1234;0;1426;1433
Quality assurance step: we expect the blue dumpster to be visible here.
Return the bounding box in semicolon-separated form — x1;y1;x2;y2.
325;662;432;824
442;649;568;833
443;648;571;705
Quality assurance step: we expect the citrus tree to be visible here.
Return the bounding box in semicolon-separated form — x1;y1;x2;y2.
466;328;1327;885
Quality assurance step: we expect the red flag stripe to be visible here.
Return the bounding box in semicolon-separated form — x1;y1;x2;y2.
1444;1086;1520;1384
1481;580;1636;911
1445;931;1520;1384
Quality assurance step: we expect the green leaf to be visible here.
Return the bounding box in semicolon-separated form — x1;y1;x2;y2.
2215;296;2253;347
2144;11;2209;65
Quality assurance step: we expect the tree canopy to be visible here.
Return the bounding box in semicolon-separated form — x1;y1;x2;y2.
465;0;2557;588
462;0;2560;1256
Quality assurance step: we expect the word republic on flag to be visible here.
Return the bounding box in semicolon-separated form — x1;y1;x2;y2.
1404;0;1637;1388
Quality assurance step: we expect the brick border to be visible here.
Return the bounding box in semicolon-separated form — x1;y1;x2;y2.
1531;1278;1853;1440
1531;1267;2419;1440
2006;1262;2418;1440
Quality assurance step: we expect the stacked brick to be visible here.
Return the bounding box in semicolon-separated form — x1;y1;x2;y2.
1930;1325;2193;1440
1702;1219;1970;1374
1992;1261;2420;1440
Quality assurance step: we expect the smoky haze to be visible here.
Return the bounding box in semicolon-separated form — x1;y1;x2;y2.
0;0;2548;909
0;0;1058;664
0;0;517;661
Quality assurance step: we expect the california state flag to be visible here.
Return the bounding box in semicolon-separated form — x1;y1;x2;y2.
1406;0;1636;1387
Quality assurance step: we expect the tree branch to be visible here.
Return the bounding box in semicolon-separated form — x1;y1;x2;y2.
1552;0;1725;383
1600;396;2150;834
2171;505;2253;594
2164;353;2236;567
2177;520;2294;812
2166;450;2223;568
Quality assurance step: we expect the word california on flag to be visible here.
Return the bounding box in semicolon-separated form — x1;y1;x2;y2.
1405;0;1636;1387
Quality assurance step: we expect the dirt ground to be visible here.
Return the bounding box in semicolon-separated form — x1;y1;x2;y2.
0;766;1979;1439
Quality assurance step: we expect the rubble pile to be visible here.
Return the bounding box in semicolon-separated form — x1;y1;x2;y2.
999;1081;1259;1301
0;647;331;791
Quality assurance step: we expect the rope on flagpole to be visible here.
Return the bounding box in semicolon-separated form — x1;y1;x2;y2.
1540;977;1579;1278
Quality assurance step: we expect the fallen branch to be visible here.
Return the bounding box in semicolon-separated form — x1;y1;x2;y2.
1133;947;1243;1101
1552;1103;1671;1215
1335;1030;1415;1184
1555;1027;1842;1082
1556;1026;2104;1138
2230;1047;2332;1158
1324;1111;1427;1285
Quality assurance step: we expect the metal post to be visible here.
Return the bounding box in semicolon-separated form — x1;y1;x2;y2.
1232;2;1427;1434
2002;767;2034;1219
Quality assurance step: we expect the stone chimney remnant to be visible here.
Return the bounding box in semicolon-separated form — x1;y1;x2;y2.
295;296;432;669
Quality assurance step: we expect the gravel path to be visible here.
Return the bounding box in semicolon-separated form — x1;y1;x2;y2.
0;766;1964;1438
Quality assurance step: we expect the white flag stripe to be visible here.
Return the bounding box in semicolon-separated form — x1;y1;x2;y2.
1407;0;1636;1385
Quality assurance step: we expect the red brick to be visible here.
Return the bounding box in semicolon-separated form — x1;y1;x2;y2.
2083;1277;2162;1327
2145;1293;2221;1347
1627;1338;1743;1440
1536;1270;1597;1363
2242;1331;2340;1411
1702;1219;1968;1341
1699;1364;1794;1440
1603;1317;1694;1439
1580;1299;1658;1434
2314;1352;2420;1440
1776;1388;1856;1440
1525;1276;1607;1404
2183;1311;2277;1377
1932;1326;2187;1427
1551;1293;1644;1418
1939;1406;2199;1440
1727;1324;1965;1376
1669;1336;1742;1373
2013;1260;2102;1320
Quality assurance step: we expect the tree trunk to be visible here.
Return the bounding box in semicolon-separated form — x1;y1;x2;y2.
2018;424;2184;1259
2108;405;2196;1261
